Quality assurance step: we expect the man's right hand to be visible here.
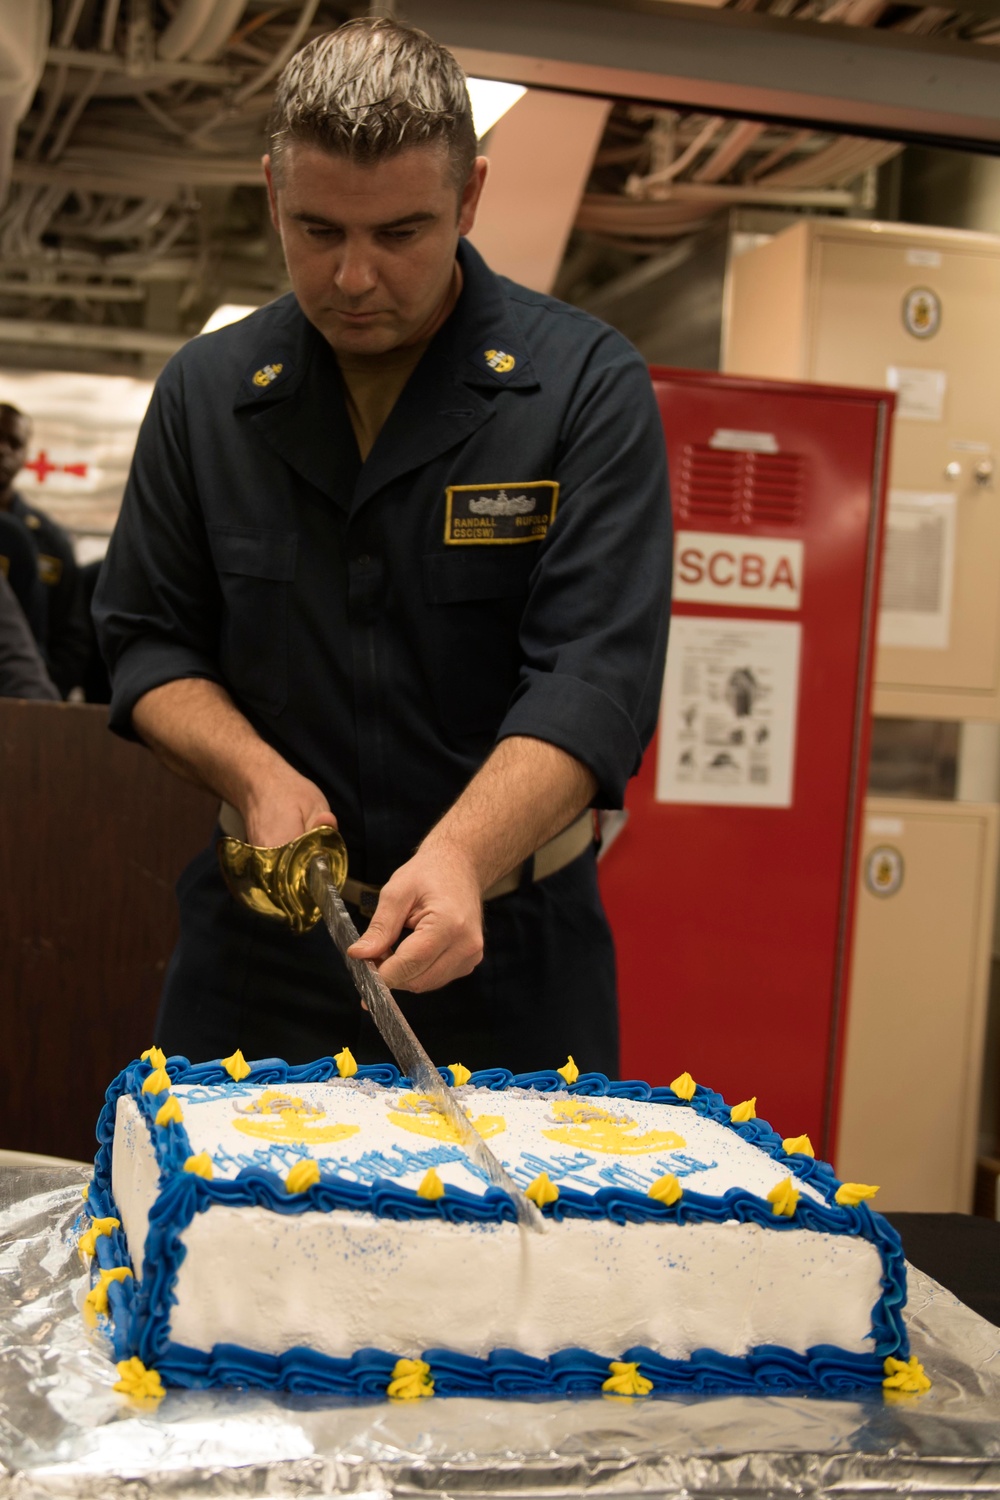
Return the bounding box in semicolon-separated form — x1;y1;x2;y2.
133;679;337;848
243;770;337;847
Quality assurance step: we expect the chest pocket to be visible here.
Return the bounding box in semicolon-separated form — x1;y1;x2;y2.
422;551;534;737
209;525;297;717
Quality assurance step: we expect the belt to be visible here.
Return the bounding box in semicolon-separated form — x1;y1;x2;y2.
218;803;596;918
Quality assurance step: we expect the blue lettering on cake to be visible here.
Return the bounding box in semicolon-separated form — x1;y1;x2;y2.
328;1143;486;1186
180;1083;259;1104
665;1152;718;1178
597;1153;718;1192
597;1162;654;1192
211;1142;312;1176
507;1151;598;1188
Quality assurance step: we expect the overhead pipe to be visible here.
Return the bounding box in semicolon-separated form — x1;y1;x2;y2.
157;0;218;62
0;315;182;353
0;278;145;300
99;0;121;51
187;0;321;142
186;0;251;63
0;0;53;201
625;117;723;198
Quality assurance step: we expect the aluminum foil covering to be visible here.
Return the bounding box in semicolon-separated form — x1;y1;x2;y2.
2;1164;999;1499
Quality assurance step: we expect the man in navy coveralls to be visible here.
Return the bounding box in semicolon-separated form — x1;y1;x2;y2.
94;19;671;1076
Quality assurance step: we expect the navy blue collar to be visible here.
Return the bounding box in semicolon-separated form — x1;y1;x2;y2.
231;240;541;514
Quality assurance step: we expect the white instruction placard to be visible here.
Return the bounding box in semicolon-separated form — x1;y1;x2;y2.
655;616;802;807
877;490;956;650
886;366;947;422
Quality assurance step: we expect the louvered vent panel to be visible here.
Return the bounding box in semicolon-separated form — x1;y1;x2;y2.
744;454;805;526
675;444;806;527
674;445;743;525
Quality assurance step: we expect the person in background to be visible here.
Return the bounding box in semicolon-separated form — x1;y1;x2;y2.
0;570;59;700
0;509;47;646
0;403;91;697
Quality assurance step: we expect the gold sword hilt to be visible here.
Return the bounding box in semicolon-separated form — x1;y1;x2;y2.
217;825;349;935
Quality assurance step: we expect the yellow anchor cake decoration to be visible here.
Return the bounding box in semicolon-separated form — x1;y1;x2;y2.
541;1099;685;1155
140;1046;166;1070
449;1062;472;1086
730;1097;756;1123
387;1092;506;1144
233;1090;361;1146
557;1056;579;1085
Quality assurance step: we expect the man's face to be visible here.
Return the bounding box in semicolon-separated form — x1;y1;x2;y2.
264;142;487;355
0;410;29;491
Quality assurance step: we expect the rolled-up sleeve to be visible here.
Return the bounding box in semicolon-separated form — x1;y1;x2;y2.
497;340;671;805
92;361;224;739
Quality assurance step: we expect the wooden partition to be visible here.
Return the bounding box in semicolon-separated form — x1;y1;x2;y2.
0;701;217;1162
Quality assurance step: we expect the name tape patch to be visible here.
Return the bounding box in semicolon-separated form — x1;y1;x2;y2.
445;481;559;545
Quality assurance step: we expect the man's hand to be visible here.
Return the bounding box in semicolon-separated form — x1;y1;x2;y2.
243;771;336;847
348;736;597;994
133;678;336;845
348;838;484;992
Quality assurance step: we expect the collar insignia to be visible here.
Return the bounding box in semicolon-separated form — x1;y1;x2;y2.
252;362;284;389
484;348;516;376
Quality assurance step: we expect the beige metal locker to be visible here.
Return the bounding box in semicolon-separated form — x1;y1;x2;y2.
724;219;1000;720
836;797;998;1211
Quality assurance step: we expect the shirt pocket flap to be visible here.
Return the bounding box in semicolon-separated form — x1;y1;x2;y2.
209;525;297;581
423;551;533;604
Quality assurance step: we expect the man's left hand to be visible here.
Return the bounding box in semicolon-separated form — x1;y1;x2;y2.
347;840;485;992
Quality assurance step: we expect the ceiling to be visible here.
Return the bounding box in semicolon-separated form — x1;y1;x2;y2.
1;0;998;379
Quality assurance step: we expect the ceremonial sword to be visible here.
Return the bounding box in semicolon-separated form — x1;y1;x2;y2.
218;825;544;1231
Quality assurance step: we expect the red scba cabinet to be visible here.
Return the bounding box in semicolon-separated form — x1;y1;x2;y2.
599;369;892;1157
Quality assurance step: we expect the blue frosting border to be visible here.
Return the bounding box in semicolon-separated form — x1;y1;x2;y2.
86;1054;908;1395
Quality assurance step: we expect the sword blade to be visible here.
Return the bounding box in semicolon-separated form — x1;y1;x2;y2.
308;857;544;1232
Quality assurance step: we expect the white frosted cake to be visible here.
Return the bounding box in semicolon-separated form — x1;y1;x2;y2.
82;1051;917;1399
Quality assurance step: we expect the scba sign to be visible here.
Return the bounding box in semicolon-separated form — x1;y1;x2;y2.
672;531;803;611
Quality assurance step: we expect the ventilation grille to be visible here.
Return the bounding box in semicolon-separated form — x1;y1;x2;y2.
674;444;806;527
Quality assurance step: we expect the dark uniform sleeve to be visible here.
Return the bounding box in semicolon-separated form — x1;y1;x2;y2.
496;341;671;806
29;511;91;697
92;362;224;738
0;511;48;646
0;572;59;700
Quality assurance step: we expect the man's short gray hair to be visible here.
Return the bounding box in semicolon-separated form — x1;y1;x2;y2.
267;18;477;189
